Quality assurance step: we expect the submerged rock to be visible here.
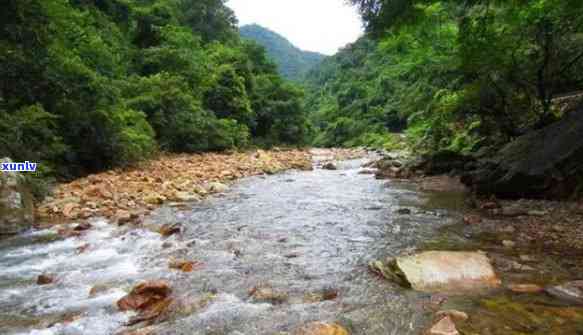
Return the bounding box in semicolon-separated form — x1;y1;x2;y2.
37;274;55;285
118;281;172;311
426;315;459;335
435;310;468;323
322;162;338;170
396;208;412;215
248;284;288;305
168;259;203;273
208;182;229;193
0;158;34;234
158;223;182;237
371;251;500;293
293;322;349;335
118;280;173;326
545;280;583;305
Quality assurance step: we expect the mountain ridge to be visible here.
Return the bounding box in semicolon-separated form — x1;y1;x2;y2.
239;24;326;81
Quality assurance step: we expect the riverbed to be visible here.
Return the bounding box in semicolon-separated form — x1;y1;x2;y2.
0;152;462;335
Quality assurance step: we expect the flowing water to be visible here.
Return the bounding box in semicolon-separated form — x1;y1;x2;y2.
0;152;462;335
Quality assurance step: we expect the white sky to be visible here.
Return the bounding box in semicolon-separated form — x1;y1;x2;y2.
226;0;364;55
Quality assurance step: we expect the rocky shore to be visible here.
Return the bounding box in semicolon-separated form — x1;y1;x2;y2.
368;150;583;335
36;149;313;225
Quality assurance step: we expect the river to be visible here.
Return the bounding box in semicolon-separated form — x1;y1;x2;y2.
0;152;462;335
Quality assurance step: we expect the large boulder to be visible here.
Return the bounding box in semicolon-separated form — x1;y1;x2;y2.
462;109;583;198
370;251;500;293
0;158;34;234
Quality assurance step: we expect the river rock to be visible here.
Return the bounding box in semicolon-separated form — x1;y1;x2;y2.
173;191;200;202
248;284;288;304
159;223;182;237
144;193;166;205
208;182;229;193
0;158;34;234
358;169;376;175
426;316;459;335
37;274;55;285
462;107;583;198
73;222;92;231
502;240;516;248
168;259;202;273
463;215;481;225
435;310;468;323
507;284;544;294
115;210;136;226
118;280;172;311
372;251;500;293
293;322;349;335
322;162;338;170
118;280;173;326
545;280;583;305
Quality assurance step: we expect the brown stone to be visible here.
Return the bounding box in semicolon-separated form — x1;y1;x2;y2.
37;274;55;285
73;222;92;231
322;162;338;171
89;284;112;298
463;215;481;225
426;316;459;335
507;284;544;294
293;322;349;335
168;259;203;273
480;201;500;210
435;310;468;323
57;227;82;238
62;203;79;219
117;281;172;312
115;210;133;225
158;224;181;237
127;297;172;326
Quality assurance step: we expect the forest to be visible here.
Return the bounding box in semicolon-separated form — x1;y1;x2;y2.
2;0;583;198
308;0;583;154
0;0;309;191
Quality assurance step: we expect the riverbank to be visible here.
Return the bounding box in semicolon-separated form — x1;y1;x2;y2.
35;148;371;226
420;196;583;335
371;153;583;334
36;149;313;224
0;149;440;335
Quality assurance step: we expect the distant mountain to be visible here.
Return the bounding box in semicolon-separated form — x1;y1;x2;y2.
240;24;326;81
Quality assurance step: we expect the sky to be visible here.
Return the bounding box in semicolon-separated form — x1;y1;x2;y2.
226;0;364;55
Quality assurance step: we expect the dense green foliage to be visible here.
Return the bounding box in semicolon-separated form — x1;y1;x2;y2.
0;0;309;179
305;37;407;149
240;24;326;81
308;0;583;153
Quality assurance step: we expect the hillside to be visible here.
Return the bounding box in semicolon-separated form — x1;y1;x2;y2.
240;24;326;81
0;0;309;181
304;37;407;148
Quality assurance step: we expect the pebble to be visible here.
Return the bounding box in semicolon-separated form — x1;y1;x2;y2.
508;284;544;293
502;240;516;248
